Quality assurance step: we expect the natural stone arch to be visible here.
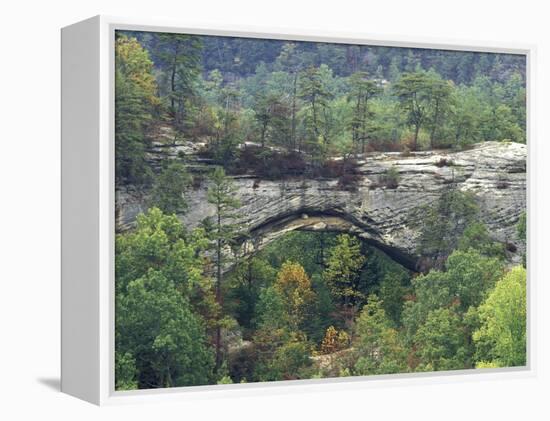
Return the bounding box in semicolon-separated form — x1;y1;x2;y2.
238;209;418;271
116;141;527;269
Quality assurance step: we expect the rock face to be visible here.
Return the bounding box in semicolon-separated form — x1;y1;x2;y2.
116;141;527;270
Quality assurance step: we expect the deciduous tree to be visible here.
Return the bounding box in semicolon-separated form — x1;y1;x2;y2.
115;35;159;184
473;266;526;367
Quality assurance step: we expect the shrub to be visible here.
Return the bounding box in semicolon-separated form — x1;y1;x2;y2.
435;157;454;167
379;167;400;189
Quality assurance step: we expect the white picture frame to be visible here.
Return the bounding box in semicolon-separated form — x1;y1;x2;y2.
61;15;535;405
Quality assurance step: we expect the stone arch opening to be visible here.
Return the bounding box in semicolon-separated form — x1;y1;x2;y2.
239;208;418;271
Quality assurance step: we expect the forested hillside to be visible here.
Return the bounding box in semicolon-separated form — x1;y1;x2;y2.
114;30;527;390
116;31;526;186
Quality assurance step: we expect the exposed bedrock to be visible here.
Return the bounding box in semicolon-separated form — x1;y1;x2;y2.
116;141;527;270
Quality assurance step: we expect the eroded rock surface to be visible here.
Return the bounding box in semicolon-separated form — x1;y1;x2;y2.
116;141;526;270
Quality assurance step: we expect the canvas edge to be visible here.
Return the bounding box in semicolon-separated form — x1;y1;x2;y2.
61;15;102;405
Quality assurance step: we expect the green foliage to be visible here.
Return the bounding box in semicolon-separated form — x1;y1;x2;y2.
115;35;158;184
354;295;408;375
379;166;400;189
254;334;313;381
253;92;291;148
445;249;504;311
403;247;503;344
458;222;506;258
156;33;203;130
473;266;527;367
206;166;242;371
227;257;277;331
217;375;233;384
118;32;526;182
261;231;336;276
324;234;367;307
151;161;192;214
416;188;480;263
115;207;209;296
115;208;216;389
115;352;138;390
413;306;471;371
378;272;410;325
347;71;382;153
114;32;527;388
393;72;433;150
116;269;214;388
517;211;527;242
298;65;333;159
425;72;454;148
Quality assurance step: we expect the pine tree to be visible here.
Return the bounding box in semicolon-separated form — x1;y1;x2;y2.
347;71;382;153
393;72;433;150
157;33;203;129
323;234;366;329
207;167;242;371
298;66;333;160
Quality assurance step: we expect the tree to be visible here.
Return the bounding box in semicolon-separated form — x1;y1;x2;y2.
274;261;316;329
473;266;526;367
253;92;290;148
253;285;314;382
393;72;433;150
425;73;453;148
115;35;158;184
206;167;242;371
157;33;203;129
413;306;471;372
320;325;349;355
416;188;480;265
254;333;313;381
276;43;303;150
298;66;333;159
115;352;138;391
347;71;382;153
208;84;242;166
457;222;505;259
378;271;409;325
450;85;484;147
354;295;407;375
115;207;210;297
116;269;214;389
228;257;277;331
445;249;504;311
402;247;503;344
324;234;366;328
150;161;192;214
517;211;527;242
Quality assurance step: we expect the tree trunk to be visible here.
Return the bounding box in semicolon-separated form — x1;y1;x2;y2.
413;124;420;151
291;71;298;151
261;122;267;148
170;46;179;113
430;101;440;149
215;211;223;372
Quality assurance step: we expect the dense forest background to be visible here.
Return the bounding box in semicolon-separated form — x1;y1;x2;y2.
114;30;527;390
